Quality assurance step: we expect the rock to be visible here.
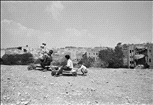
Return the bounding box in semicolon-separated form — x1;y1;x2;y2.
91;88;96;91
18;92;21;96
25;92;28;95
123;72;127;74
86;101;91;105
50;83;54;85
21;100;30;105
43;96;48;99
21;98;25;101
95;100;98;103
60;93;65;95
6;97;10;100
7;77;10;80
43;76;46;78
125;97;131;103
3;95;7;99
16;101;21;105
91;79;94;83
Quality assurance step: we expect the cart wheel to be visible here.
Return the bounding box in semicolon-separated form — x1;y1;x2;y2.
84;69;88;73
51;70;57;76
27;66;32;70
46;66;50;70
72;72;77;76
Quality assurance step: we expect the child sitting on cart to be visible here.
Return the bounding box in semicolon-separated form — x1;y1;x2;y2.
55;55;73;76
77;61;88;76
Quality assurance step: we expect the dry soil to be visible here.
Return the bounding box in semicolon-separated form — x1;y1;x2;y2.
1;65;153;105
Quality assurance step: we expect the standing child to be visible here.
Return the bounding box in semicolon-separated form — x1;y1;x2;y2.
77;61;88;76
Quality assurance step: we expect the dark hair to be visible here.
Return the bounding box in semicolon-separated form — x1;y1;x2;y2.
40;46;44;49
42;43;46;46
78;61;83;65
65;55;70;59
49;50;53;54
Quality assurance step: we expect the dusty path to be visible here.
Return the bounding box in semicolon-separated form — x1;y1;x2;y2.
1;65;153;105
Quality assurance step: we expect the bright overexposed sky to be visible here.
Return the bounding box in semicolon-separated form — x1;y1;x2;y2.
1;1;152;48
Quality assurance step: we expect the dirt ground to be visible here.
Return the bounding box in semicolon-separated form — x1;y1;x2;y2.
1;65;153;105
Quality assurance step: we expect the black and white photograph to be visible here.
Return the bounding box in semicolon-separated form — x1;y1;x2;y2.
1;1;153;105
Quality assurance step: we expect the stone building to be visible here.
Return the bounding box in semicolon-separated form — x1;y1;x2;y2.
122;43;153;69
146;43;153;69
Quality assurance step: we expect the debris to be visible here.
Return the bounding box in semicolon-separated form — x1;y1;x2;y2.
116;86;121;87
16;100;21;105
60;93;65;95
6;96;10;100
20;100;31;105
95;100;98;103
25;92;28;95
3;95;7;99
21;98;25;101
7;77;10;80
50;83;54;85
43;95;48;99
123;71;127;74
17;92;21;96
125;97;131;103
13;87;15;90
87;101;91;104
91;88;96;91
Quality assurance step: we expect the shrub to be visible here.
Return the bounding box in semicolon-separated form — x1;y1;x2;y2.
99;43;124;68
0;58;3;64
92;59;108;68
51;57;67;67
80;53;95;68
51;61;61;66
2;53;34;65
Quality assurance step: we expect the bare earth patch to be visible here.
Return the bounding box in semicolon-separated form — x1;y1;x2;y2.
1;65;153;105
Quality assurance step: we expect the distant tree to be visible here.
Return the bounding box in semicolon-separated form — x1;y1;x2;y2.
99;48;115;68
113;43;124;68
80;53;95;68
99;43;124;68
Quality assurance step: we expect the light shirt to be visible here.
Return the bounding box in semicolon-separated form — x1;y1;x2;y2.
42;47;49;54
66;59;73;69
78;65;87;71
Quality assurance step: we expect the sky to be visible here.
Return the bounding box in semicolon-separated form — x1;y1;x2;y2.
1;1;152;48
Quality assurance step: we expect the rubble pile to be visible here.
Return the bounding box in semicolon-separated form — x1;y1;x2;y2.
134;46;149;69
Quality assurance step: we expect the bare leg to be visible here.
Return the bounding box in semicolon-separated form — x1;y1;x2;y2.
56;67;64;75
